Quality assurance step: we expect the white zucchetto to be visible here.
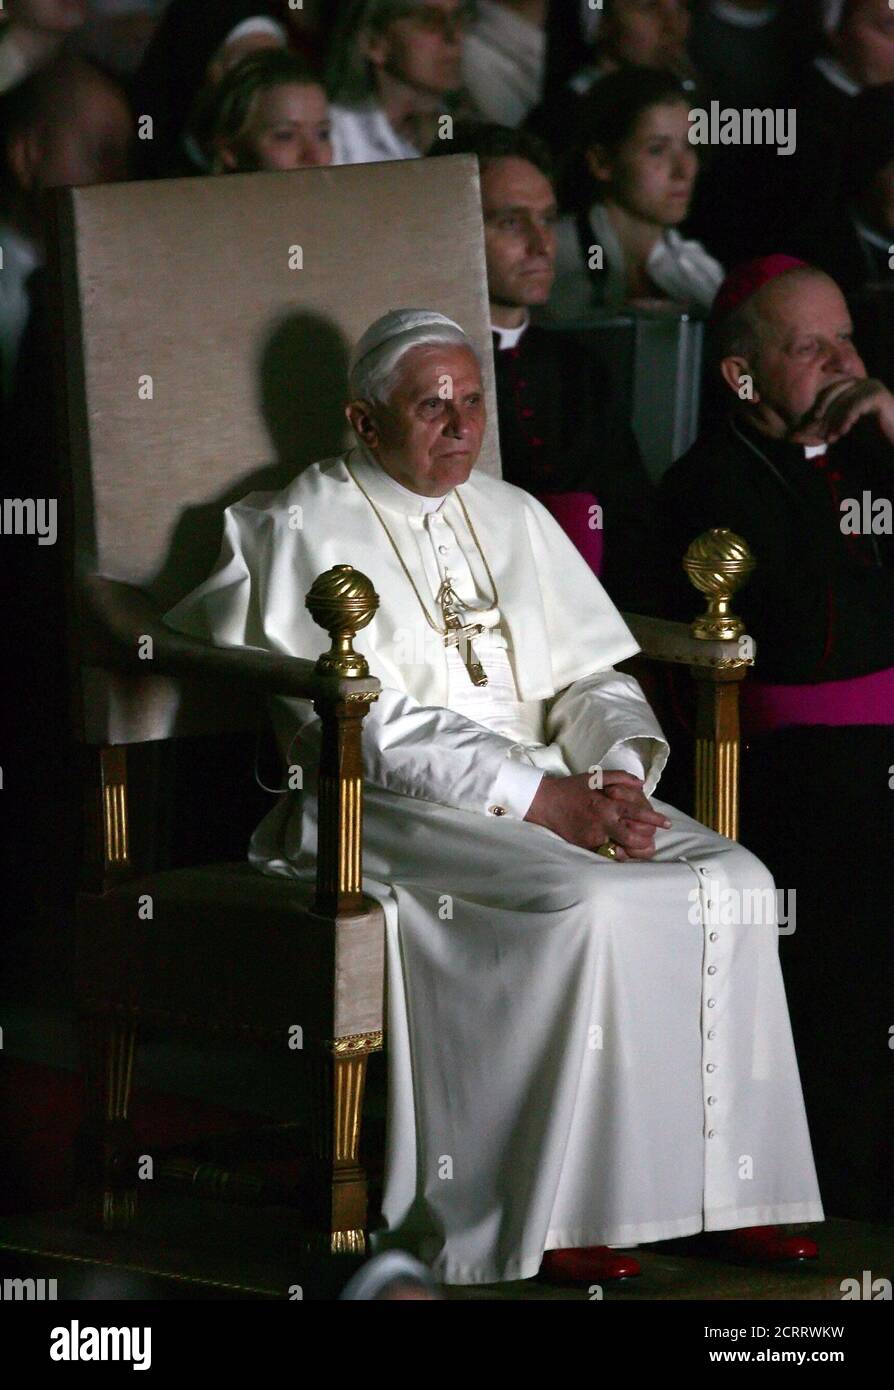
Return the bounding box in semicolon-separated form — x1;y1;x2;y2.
348;308;472;400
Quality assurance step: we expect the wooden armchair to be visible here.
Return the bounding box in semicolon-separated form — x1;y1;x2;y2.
47;158;756;1261
74;568;383;1251
48;157;505;1254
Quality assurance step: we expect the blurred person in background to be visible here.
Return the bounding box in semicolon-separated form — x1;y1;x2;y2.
75;0;168;77
785;83;894;296
0;0;87;96
684;0;815;267
461;0;547;128
326;0;475;164
0;54;133;400
131;1;290;176
565;0;695;97
816;0;894;96
280;0;342;70
204;49;332;173
178;14;291;174
0;54;133;960
687;1;802;110
769;83;894;387
548;68;722;320
527;0;699;195
767;0;894;254
431;118;663;613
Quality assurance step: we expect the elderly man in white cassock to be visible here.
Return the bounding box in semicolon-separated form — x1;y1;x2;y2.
165;308;824;1288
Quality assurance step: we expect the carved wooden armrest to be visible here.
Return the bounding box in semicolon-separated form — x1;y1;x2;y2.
628;529;757;841
82;565;381;917
621;613;752;672
82;573;380;704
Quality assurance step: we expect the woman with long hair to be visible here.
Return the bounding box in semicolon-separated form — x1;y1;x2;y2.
529;0;698;171
204;49;332;173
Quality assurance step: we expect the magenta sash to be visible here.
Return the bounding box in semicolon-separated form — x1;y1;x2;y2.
534;491;604;577
741;667;894;736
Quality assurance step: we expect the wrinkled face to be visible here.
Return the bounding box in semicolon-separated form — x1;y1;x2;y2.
8;0;87;32
222;82;332;171
367;0;469;96
834;0;894;87
590;100;698;227
481;157;557;311
34;75;133;188
604;0;691;71
352;344;486;495
736;274;867;436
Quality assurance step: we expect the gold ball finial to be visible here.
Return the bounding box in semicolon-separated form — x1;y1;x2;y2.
683;529;755;640
305;565;379;678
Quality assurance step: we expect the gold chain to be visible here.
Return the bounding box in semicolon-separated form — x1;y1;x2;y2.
345;460;499;633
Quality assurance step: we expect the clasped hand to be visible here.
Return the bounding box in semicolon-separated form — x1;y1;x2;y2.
525;771;672;861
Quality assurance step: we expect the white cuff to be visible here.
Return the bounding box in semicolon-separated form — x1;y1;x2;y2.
485;755;545;820
600;741;649;782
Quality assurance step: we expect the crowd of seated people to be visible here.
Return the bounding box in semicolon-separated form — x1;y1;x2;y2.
1;0;891;1225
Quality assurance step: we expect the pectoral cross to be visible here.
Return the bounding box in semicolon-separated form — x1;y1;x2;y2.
437;578;489;686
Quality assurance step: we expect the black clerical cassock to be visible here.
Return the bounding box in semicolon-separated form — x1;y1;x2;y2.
658;414;894;1221
491;322;663;615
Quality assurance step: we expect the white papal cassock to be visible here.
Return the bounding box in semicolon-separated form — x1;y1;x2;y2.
165;446;824;1286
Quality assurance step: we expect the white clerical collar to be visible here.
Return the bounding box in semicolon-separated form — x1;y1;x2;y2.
492;314;530;351
813;54;860;97
709;1;777;27
734;416;828;464
349;445;450;516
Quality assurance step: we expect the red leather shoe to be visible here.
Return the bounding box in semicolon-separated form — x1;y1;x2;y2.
708;1226;819;1264
539;1246;641;1284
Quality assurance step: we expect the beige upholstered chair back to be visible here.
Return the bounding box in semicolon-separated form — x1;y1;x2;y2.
51;156;498;743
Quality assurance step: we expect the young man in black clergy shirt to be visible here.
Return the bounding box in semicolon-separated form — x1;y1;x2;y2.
658;257;894;1222
431;120;663;615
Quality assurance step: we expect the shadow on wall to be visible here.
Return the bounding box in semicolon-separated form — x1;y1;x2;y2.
258;309;352;479
150;311;351;611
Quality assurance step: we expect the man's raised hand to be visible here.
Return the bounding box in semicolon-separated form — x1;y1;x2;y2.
791;378;894;447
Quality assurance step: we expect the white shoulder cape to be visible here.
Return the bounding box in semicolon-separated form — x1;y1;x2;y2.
164;454;642;708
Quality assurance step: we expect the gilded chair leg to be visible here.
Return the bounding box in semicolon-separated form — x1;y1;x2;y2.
692;671;744;841
76;1013;139;1232
306;1039;376;1256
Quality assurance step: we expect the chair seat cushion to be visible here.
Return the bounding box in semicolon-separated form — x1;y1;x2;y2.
76;862;385;1043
